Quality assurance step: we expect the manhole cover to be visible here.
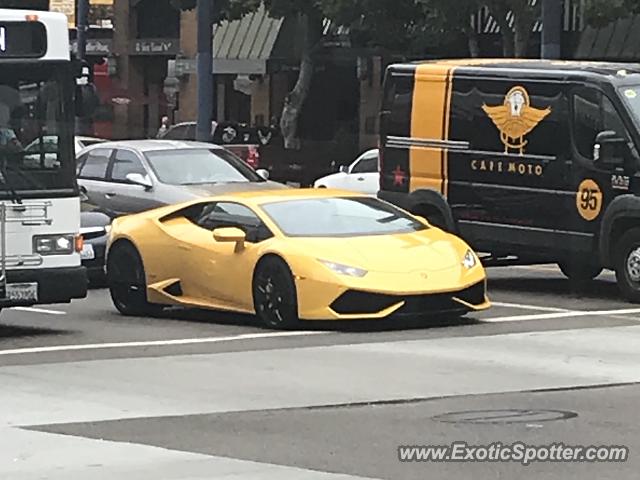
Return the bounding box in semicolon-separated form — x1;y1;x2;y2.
432;409;577;424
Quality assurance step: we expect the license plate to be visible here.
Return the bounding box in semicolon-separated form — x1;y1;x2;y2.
6;283;38;302
80;244;95;260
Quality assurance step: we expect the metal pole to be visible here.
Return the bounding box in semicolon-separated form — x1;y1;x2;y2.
196;0;214;142
541;0;562;59
76;0;89;61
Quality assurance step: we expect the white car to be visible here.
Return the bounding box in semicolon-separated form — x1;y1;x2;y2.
313;149;379;194
24;135;106;168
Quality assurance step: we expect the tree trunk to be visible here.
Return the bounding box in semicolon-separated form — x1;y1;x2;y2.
487;0;515;57
280;13;321;150
467;28;480;58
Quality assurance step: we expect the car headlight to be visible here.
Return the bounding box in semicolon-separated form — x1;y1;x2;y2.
462;249;478;270
33;234;76;255
319;260;368;277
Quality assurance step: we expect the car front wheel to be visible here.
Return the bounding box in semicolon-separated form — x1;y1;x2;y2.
107;242;163;316
253;257;299;329
615;228;640;303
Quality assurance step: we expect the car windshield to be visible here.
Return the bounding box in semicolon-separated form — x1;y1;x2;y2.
144;148;262;185
261;196;427;237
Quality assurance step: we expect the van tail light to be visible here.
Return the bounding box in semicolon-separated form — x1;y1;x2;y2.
247;146;260;169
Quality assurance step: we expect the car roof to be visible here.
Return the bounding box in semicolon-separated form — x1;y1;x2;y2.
80;139;224;153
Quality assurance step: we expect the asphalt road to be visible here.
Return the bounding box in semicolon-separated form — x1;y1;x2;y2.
0;265;639;479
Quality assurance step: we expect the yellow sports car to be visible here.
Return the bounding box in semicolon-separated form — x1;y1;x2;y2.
106;189;490;328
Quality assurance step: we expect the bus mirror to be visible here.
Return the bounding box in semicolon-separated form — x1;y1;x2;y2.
594;131;628;167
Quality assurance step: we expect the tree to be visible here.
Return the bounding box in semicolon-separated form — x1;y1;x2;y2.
418;0;481;57
583;0;640;27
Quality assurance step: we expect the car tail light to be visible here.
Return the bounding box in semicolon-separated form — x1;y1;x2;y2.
75;235;84;253
247;146;260;169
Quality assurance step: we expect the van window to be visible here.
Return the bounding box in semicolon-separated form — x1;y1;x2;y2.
450;81;569;158
573;88;629;160
382;74;413;137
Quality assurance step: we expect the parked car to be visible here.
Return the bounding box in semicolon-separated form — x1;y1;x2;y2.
159;121;274;169
313;149;379;195
24;135;106;169
77;140;284;218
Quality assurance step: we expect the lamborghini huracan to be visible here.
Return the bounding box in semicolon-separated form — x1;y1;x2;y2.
106;189;490;329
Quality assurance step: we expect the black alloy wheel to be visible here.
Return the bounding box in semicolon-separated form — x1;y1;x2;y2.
107;243;162;316
253;257;299;329
615;228;640;303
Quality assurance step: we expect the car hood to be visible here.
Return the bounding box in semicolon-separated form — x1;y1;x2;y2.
177;180;287;199
288;229;468;274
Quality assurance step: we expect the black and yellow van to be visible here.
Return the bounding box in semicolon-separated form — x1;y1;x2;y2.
378;59;640;301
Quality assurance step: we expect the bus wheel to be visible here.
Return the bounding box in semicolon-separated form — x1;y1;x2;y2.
107;243;163;317
558;260;603;285
615;228;640;303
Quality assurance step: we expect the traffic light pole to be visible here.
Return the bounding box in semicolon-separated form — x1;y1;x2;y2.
196;0;214;141
541;0;562;59
76;0;89;60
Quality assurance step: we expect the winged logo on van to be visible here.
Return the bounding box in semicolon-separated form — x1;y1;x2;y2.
482;86;551;155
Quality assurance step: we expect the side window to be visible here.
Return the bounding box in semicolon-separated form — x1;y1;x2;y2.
572;88;630;160
78;149;112;180
196;202;272;243
450;81;569;158
573;88;602;159
351;155;378;173
186;124;197;140
111;149;148;182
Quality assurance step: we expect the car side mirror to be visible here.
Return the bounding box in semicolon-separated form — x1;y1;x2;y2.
256;168;270;180
213;227;246;251
339;165;349;173
126;173;153;190
594;130;629;168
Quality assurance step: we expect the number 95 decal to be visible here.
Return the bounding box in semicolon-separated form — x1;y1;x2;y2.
576;179;603;221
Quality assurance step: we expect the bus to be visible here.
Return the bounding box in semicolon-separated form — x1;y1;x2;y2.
0;9;88;309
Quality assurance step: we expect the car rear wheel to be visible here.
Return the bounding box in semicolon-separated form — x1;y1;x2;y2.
107;242;162;316
253;257;299;329
615;228;640;303
558;259;603;285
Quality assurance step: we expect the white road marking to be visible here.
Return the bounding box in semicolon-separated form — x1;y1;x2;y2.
10;307;66;316
492;302;570;313
0;331;327;357
483;308;640;323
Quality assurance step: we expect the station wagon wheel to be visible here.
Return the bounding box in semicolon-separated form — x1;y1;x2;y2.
253;257;299;330
107;243;163;317
615;228;640;303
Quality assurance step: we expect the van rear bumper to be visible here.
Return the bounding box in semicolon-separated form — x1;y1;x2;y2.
1;267;88;307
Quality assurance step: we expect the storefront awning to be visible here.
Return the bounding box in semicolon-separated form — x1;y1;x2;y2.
212;4;285;75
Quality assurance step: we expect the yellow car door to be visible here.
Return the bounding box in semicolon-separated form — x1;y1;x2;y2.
185;201;269;311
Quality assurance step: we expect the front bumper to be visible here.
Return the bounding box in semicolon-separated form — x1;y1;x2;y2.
297;276;490;321
0;266;88;307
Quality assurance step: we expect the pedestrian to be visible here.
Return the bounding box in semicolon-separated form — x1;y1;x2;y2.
156;116;170;138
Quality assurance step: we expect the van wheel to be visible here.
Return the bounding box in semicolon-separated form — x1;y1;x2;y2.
558;260;602;285
614;228;640;303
